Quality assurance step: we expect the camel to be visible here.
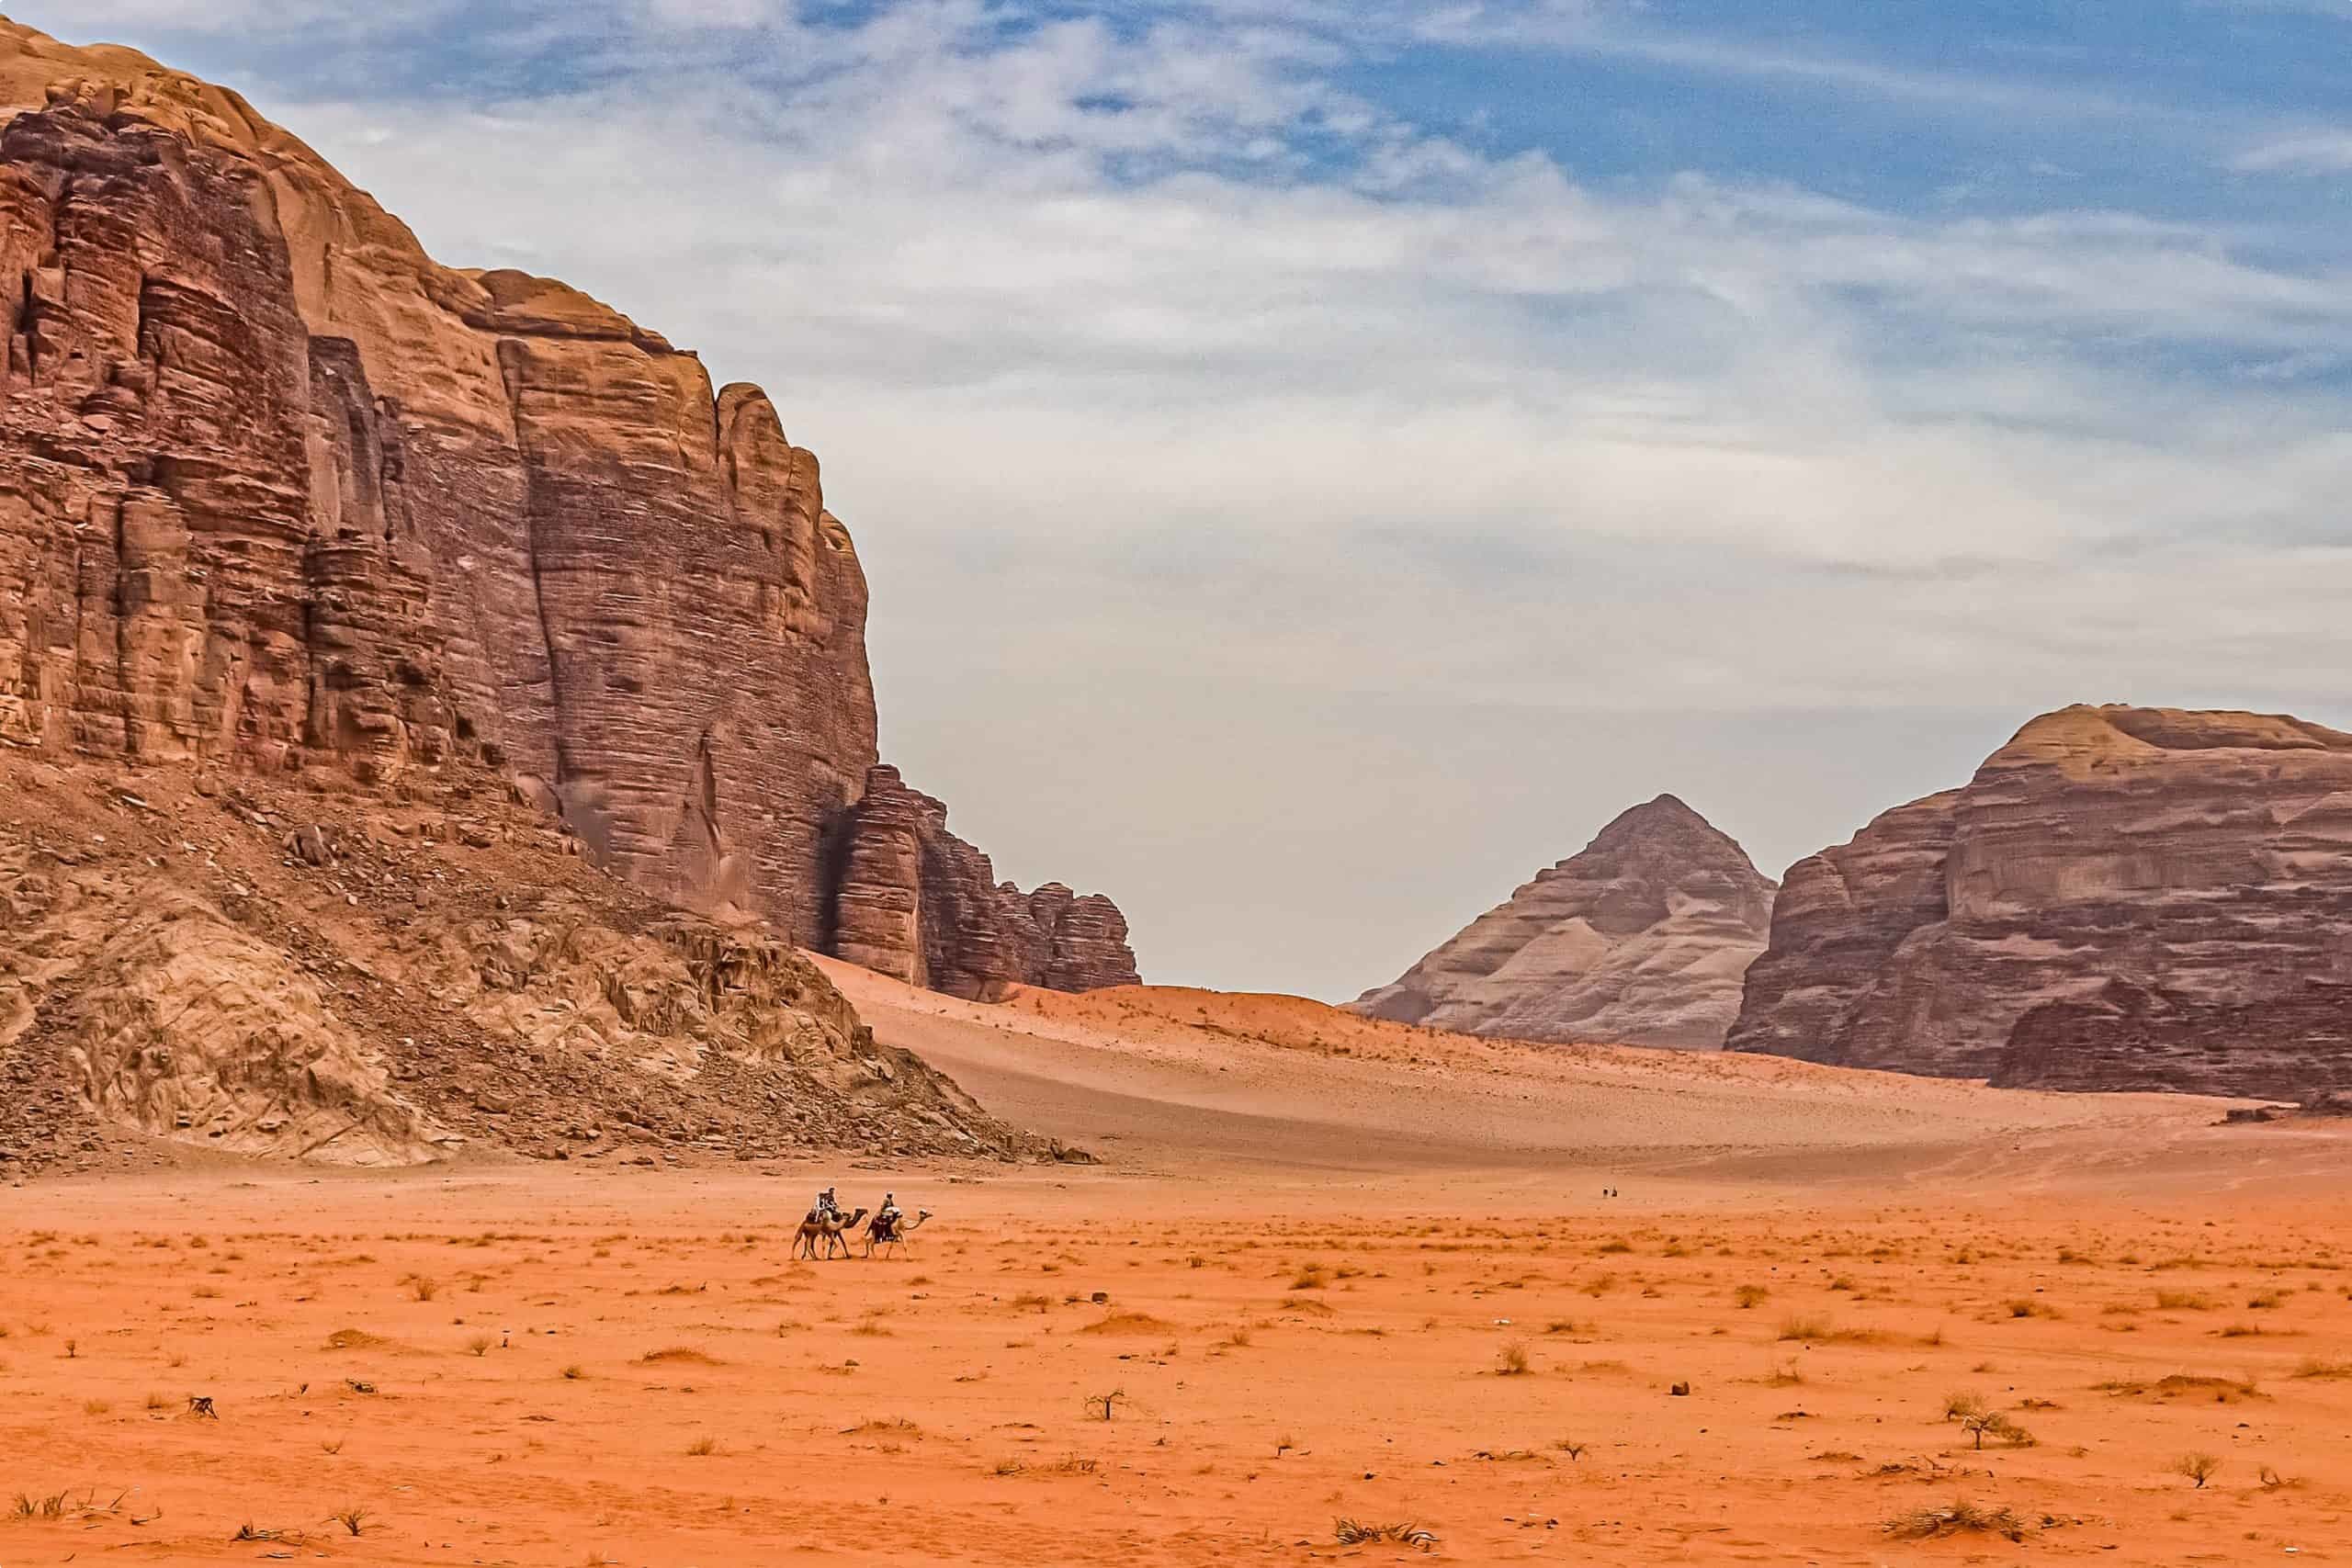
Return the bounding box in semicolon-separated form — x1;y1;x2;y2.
862;1209;933;1259
793;1206;868;1261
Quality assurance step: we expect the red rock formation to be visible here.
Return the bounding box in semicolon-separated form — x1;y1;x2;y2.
0;20;1134;994
1353;795;1777;1050
831;766;1139;999
1727;705;2352;1097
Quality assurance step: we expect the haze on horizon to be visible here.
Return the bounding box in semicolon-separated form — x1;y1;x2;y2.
24;0;2352;1002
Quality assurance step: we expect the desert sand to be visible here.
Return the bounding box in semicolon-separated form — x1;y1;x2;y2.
6;972;2352;1566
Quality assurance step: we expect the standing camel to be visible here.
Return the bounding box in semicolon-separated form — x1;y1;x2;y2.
794;1206;868;1260
862;1209;933;1259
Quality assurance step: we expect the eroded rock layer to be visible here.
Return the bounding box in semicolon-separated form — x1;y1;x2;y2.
1352;795;1777;1050
1726;705;2352;1098
0;19;1134;994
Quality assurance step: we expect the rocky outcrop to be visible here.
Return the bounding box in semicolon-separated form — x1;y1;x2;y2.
0;19;1131;994
0;754;1035;1174
831;765;1138;1000
1727;705;2352;1098
1352;795;1777;1050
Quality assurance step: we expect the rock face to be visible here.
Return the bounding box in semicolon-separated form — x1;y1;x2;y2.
0;20;1134;994
1726;705;2352;1099
1352;795;1778;1050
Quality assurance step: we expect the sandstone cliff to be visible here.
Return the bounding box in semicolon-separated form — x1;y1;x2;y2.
1353;795;1777;1050
1726;705;2352;1099
0;18;1134;996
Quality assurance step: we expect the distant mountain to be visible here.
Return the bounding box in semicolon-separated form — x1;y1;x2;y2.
1353;795;1777;1050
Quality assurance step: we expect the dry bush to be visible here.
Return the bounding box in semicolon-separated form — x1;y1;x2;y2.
1733;1284;1769;1310
635;1347;719;1366
1884;1500;2027;1541
1495;1340;1532;1377
2154;1290;2212;1312
2173;1451;2222;1488
464;1335;494;1358
684;1435;718;1457
331;1506;368;1537
1334;1519;1437;1551
401;1275;439;1303
1960;1410;2034;1450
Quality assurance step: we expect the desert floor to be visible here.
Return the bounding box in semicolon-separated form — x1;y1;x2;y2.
6;972;2352;1566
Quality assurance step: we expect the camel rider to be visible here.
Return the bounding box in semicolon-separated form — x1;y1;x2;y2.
876;1192;903;1238
813;1187;842;1224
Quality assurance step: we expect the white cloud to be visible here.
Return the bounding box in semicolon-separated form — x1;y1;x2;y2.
2230;130;2352;174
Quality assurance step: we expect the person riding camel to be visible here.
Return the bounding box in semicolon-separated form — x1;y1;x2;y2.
811;1186;842;1225
873;1191;903;1241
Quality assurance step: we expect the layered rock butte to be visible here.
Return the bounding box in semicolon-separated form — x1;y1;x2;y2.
1727;705;2352;1100
1352;795;1778;1051
0;18;1136;1006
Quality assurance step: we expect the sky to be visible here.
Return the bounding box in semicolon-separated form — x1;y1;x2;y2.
17;0;2352;1000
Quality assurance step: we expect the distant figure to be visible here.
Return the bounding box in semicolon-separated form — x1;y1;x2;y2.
876;1191;903;1233
811;1186;842;1224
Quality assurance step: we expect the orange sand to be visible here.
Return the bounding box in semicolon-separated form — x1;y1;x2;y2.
5;969;2351;1566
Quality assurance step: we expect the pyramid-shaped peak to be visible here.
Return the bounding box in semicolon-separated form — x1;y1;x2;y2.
1588;793;1737;852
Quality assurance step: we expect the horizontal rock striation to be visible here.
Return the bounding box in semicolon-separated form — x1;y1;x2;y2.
0;19;1133;995
1727;705;2352;1098
1353;794;1777;1050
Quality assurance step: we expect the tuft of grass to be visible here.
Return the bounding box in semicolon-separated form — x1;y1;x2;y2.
2292;1357;2352;1381
1334;1518;1437;1550
561;1364;585;1381
636;1347;720;1366
401;1275;439;1303
465;1334;495;1358
685;1435;719;1457
1495;1339;1532;1377
1733;1284;1770;1310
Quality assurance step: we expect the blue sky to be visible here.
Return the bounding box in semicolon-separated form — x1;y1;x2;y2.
18;0;2352;998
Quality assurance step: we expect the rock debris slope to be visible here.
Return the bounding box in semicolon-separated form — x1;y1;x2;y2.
1353;795;1777;1050
0;18;1134;997
0;755;1034;1177
1727;705;2352;1099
